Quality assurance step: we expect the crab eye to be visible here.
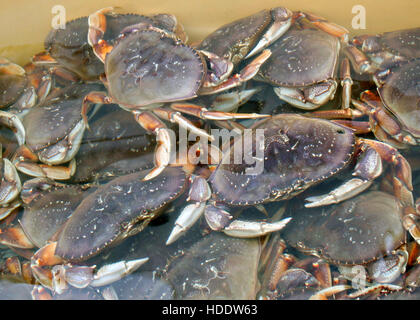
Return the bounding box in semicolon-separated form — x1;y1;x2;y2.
336;129;345;134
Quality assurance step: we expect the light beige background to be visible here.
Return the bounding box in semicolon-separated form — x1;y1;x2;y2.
0;0;418;65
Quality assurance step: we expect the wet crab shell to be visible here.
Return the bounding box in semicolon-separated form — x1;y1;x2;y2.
256;28;340;87
20;182;88;248
210;114;355;205
372;28;420;60
45;13;179;80
378;59;420;140
0;74;27;107
54;166;187;262
104;29;205;107
197;8;282;65
22;82;104;164
70;105;155;183
282;191;406;265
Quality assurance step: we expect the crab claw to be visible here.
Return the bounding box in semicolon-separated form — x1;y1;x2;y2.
166;202;206;245
0;111;25;146
0;158;22;205
90;258;149;287
198;49;272;95
245;7;293;59
51;257;149;293
222;217;292;238
143;127;174;181
305;141;383;208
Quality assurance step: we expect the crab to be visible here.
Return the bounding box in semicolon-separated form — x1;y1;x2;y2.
69;104;156;183
82;7;275;181
97;207;262;300
0;57;51;113
257;233;346;300
0;177;149;293
284;191;408;283
258;190;420;300
21;166;188;293
339;28;420;149
10;82;106;180
195;7;293;87
0;112;27;220
254;13;353;110
34;10;188;81
166;113;418;246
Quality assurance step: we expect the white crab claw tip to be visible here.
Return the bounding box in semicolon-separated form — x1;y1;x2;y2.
128;257;149;271
304;195;334;208
166;225;183;246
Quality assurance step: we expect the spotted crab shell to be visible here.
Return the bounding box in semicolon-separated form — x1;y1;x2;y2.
105;29;205;107
378;59;420;139
282;191;406;265
210;114;355;205
257;28;340;87
55;166;187;261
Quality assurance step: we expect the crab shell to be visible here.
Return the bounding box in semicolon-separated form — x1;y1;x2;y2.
104;28;205;107
45;13;186;81
22;82;104;165
20;179;89;249
70;105;155;183
256;28;340;89
360;28;420;69
210;114;355;205
378;59;420;143
197;7;291;66
54;167;187;262
283;190;406;266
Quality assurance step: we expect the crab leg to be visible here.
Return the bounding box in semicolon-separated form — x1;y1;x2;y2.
87;7;116;62
0;57;26;76
343;45;374;74
31;51;57;65
352;91;417;147
222;218;292;238
170;103;270;121
0;111;25;146
0;200;21;220
132;110;176;181
340;58;353;109
198;49;272;95
245;7;293;59
294;11;349;43
330;120;371;134
153;107;214;141
82;92;177;181
0;224;34;249
346;284;403;299
5;256;35;284
309;285;352;300
361;139;413;205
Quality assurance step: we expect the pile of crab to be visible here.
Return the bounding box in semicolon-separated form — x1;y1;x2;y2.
0;6;418;300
